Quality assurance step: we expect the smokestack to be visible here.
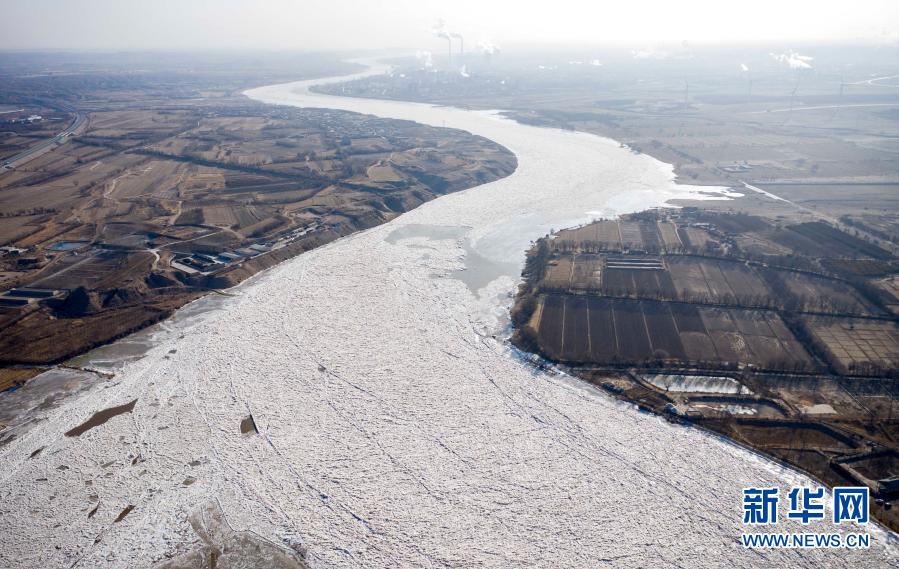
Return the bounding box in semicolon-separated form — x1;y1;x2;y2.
451;32;464;58
433;31;452;66
830;74;847;123
742;64;752;104
432;19;454;68
785;72;802;124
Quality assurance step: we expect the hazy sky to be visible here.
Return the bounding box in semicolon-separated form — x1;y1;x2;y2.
2;0;899;51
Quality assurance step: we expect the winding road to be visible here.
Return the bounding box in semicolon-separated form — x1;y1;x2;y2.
1;111;87;170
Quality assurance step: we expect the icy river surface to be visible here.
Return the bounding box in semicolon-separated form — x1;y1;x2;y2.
0;62;896;568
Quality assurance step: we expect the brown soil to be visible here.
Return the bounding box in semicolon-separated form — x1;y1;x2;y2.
240;415;258;435
0;102;516;366
65;399;137;437
113;504;135;523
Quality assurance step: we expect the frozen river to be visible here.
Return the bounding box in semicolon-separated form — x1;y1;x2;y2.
0;62;896;567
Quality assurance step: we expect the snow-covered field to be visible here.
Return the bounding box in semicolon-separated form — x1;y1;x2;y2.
0;63;895;568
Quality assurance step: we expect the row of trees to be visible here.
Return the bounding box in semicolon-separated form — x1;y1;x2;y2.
530;340;818;375
0;206;57;217
535;282;869;317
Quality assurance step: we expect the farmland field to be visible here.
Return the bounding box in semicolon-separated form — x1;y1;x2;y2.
530;294;811;369
522;211;896;377
0;74;517;364
657;221;681;249
807;317;899;374
780;272;875;314
770;221;891;260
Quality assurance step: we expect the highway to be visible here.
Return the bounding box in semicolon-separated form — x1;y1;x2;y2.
0;111;87;170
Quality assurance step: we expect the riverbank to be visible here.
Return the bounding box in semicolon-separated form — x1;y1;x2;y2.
0;83;515;367
510;207;899;531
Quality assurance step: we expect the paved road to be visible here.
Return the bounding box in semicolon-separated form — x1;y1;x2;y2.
1;111;87;171
748;102;899;114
